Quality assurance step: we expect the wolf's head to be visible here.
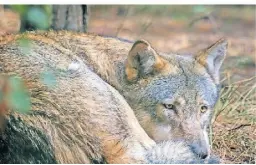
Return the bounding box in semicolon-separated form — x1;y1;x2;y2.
122;38;228;159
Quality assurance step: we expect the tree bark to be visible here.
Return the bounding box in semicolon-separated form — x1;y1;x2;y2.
52;5;89;32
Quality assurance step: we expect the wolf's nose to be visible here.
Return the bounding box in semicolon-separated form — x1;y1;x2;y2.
199;152;208;159
190;141;209;159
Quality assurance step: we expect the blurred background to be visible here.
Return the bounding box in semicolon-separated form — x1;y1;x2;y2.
0;5;255;164
1;5;255;83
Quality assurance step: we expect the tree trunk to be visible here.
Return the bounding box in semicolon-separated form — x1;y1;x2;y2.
52;5;89;32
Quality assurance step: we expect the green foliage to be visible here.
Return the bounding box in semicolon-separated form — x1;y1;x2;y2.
42;5;52;17
8;76;31;113
10;5;29;16
11;5;52;31
193;5;208;13
40;71;57;89
237;56;255;68
17;37;31;55
27;7;50;30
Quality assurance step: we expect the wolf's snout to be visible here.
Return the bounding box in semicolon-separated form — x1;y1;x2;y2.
190;140;209;159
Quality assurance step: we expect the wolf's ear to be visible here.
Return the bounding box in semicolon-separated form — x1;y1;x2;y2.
195;38;228;83
125;40;169;82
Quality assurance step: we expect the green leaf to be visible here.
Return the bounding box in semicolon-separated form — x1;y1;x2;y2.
17;38;31;55
8;76;31;113
27;7;49;30
42;5;53;17
40;71;57;88
10;5;29;16
9;76;23;91
9;90;31;113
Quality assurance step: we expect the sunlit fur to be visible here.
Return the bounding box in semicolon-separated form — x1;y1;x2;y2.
0;31;227;163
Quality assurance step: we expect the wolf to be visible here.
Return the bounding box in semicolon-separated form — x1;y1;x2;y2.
0;31;227;163
40;31;226;159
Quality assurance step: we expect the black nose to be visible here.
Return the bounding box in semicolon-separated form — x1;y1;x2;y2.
199;152;208;159
190;141;209;159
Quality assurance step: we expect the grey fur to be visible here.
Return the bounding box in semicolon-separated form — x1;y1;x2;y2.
0;32;227;163
115;39;227;160
146;141;220;164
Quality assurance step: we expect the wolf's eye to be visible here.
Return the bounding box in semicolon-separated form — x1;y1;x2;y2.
200;105;208;113
163;103;175;110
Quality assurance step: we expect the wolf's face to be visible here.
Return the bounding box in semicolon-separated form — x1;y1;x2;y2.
123;39;228;159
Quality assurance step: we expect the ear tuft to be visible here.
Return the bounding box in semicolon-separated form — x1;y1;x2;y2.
195;38;228;83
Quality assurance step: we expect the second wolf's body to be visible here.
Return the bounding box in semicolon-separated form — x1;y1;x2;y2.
0;31;227;163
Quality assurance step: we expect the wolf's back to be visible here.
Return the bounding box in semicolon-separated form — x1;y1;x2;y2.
0;31;155;163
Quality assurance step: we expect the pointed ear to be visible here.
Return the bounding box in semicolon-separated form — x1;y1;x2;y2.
125;40;169;82
195;38;228;83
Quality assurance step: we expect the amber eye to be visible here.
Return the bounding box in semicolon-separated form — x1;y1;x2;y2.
163;103;175;110
200;105;208;113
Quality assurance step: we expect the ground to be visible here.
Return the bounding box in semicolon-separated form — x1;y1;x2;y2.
0;5;255;163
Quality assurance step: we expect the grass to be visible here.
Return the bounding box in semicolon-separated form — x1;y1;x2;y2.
211;76;256;163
